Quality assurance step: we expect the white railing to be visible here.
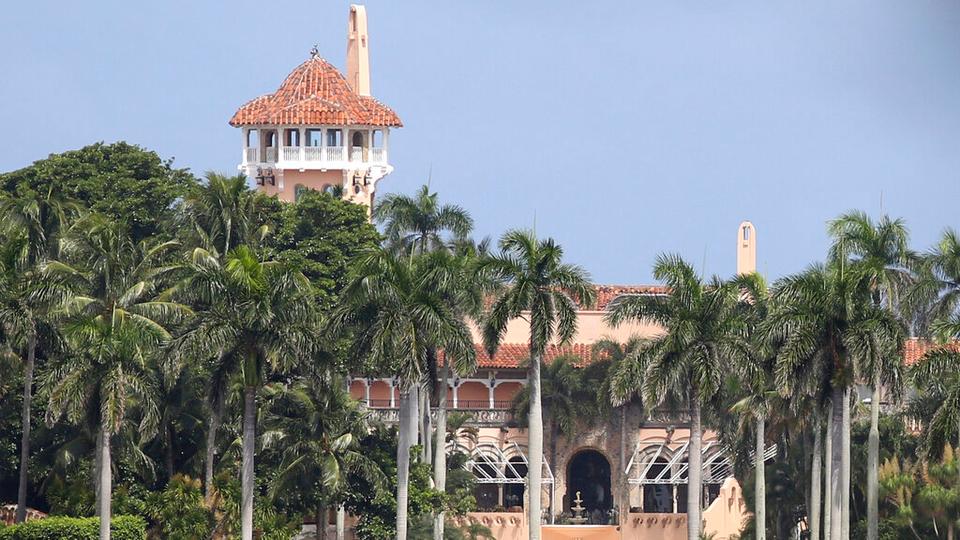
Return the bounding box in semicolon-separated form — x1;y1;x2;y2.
325;146;345;161
350;147;364;162
370;147;385;163
264;147;277;163
304;146;323;161
244;145;379;165
244;147;258;163
282;147;301;161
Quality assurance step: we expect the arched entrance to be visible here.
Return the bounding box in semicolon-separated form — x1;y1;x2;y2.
565;450;612;518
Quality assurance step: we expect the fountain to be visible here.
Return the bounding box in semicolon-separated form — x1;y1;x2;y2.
569;491;588;525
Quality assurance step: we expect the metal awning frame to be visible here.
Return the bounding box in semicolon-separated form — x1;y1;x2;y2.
458;441;555;485
625;437;777;485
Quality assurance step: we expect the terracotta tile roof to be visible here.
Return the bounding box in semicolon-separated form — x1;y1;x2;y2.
904;338;960;366
229;56;402;127
469;338;960;369
590;285;668;311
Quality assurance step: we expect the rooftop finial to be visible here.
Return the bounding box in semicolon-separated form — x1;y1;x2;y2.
310;44;320;58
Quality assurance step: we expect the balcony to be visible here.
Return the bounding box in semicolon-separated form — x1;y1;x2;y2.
241;145;387;169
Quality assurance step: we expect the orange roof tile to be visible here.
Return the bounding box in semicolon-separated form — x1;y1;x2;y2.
904;338;960;366
590;284;668;311
229;56;401;127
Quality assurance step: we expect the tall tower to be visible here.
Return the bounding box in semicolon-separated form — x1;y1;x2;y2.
229;5;401;209
736;221;757;275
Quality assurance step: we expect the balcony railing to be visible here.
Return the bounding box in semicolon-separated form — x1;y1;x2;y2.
243;146;388;165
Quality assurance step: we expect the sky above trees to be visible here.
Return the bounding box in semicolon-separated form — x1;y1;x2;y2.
2;0;958;283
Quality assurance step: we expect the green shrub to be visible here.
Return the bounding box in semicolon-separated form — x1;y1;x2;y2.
0;515;146;540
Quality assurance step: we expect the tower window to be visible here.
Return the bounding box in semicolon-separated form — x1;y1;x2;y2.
743;226;751;241
326;129;343;147
372;130;383;148
246;129;259;148
285;129;300;147
306;129;323;147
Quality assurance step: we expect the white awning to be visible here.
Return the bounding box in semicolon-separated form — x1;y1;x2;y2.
625;436;777;485
456;441;555;484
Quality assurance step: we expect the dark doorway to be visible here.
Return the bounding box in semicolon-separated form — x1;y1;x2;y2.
504;457;527;509
566;450;612;517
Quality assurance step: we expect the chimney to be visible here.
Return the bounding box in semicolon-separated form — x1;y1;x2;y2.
346;5;371;96
736;221;757;275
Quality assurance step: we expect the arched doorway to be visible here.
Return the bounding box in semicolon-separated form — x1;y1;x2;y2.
566;450;612;518
643;457;673;513
472;455;500;510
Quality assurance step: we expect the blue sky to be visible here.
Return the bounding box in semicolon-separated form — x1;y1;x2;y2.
2;1;958;284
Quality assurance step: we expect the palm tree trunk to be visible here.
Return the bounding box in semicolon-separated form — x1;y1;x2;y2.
810;420;822;540
317;504;328;540
205;399;222;503
241;386;256;540
336;505;345;540
548;417;558;521
867;382;880;540
824;411;833;538
423;383;432;464
98;425;112;540
755;413;766;540
527;350;544;540
433;363;450;540
95;427;103;518
829;390;843;540
397;387;415;540
841;388;851;540
619;406;627;526
15;335;36;524
688;397;703;540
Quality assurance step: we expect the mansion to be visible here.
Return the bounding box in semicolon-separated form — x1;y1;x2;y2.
230;6;936;540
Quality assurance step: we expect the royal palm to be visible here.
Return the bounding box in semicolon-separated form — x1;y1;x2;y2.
44;216;188;540
481;230;595;540
331;248;476;540
171;245;318;540
606;254;748;540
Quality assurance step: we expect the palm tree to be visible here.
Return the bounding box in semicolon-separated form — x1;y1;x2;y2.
768;261;905;540
373;184;473;256
510;354;591;519
373;184;474;481
591;336;646;523
0;188;76;523
828;211;912;540
170;245;319;540
481;230;595;540
43;216;188;540
911;345;960;463
262;377;387;540
728;272;777;540
910;228;960;336
606;254;748;540
330;248;476;540
175;173;269;501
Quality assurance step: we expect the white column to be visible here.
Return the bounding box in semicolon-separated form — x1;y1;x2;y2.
488;382;496;410
364;380;371;405
452;382;459;409
390;379;396;409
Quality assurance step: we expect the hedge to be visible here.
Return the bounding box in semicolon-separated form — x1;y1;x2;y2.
0;515;146;540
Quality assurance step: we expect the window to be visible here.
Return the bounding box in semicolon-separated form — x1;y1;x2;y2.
285;129;300;147
743;226;751;241
306;129;323;147
246;129;259;148
372;130;384;148
326;129;343;147
294;184;308;202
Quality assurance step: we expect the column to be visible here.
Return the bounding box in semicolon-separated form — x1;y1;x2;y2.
488;382;496;410
364;380;371;405
452;382;459;409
